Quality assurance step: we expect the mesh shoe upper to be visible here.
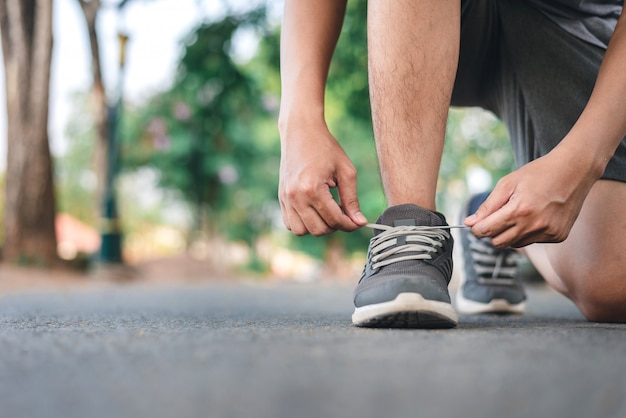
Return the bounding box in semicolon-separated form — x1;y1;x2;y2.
460;232;526;304
353;204;454;308
459;193;526;307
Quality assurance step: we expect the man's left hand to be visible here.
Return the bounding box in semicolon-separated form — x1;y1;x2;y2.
464;151;598;248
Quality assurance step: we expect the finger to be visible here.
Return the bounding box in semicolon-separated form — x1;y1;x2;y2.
489;225;521;248
471;202;516;239
490;217;560;247
512;226;565;247
286;206;310;236
279;195;291;231
282;179;328;235
465;184;514;226
336;170;367;227
295;204;339;236
289;183;344;235
495;228;539;248
311;186;360;233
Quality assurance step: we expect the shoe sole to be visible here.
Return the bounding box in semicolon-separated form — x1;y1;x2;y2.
455;288;526;314
352;293;458;329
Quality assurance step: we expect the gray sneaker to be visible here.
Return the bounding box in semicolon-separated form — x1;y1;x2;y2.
456;192;526;314
352;204;458;328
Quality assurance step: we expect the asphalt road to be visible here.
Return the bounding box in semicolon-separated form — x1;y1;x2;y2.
1;280;625;418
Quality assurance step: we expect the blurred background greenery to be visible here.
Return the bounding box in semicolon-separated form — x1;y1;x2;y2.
0;0;516;280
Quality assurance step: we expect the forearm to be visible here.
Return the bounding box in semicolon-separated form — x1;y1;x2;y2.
278;0;347;136
557;10;626;177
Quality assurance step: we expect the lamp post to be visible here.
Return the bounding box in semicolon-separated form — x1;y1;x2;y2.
98;31;129;264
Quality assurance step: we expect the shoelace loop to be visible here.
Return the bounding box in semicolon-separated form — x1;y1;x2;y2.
365;223;465;270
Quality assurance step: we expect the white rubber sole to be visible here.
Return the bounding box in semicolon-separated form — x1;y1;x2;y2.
352;292;458;328
455;286;526;314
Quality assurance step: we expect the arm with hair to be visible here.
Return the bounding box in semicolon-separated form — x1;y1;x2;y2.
278;0;367;236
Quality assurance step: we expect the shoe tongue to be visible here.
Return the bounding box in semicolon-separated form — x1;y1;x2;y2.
374;204;447;236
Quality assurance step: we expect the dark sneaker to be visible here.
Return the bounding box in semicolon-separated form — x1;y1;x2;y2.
352;204;458;328
456;192;526;314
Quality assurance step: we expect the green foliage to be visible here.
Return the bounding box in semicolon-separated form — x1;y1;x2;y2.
439;108;516;214
55;92;99;226
327;0;371;124
122;8;279;251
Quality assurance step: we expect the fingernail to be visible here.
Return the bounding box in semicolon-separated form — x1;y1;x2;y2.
355;211;367;224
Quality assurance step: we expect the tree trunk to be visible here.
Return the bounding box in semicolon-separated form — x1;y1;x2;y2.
0;0;58;265
76;0;108;206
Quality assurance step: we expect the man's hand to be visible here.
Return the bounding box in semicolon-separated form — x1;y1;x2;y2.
464;149;599;248
465;9;626;248
279;124;367;236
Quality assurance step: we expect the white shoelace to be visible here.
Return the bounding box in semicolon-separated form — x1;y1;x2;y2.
365;223;466;270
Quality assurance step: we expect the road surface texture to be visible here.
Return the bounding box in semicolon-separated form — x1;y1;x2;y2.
1;279;625;418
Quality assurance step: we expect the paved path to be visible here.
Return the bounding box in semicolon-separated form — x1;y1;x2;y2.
1;281;625;418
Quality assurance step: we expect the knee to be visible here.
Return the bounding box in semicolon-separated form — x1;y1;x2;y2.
572;278;626;323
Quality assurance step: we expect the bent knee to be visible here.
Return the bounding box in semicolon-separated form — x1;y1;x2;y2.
573;281;626;323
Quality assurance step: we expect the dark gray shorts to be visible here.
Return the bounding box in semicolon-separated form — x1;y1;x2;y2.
451;0;626;182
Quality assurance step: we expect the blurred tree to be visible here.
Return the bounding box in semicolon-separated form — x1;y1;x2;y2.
75;0;143;200
56;91;190;263
0;0;58;266
76;0;154;265
76;0;109;202
440;108;515;213
55;92;99;226
123;8;279;269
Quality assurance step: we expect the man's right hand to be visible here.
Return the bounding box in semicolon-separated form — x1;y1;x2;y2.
278;124;367;236
278;0;357;235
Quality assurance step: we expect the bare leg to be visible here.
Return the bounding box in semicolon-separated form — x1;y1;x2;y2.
368;0;461;210
524;179;626;322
